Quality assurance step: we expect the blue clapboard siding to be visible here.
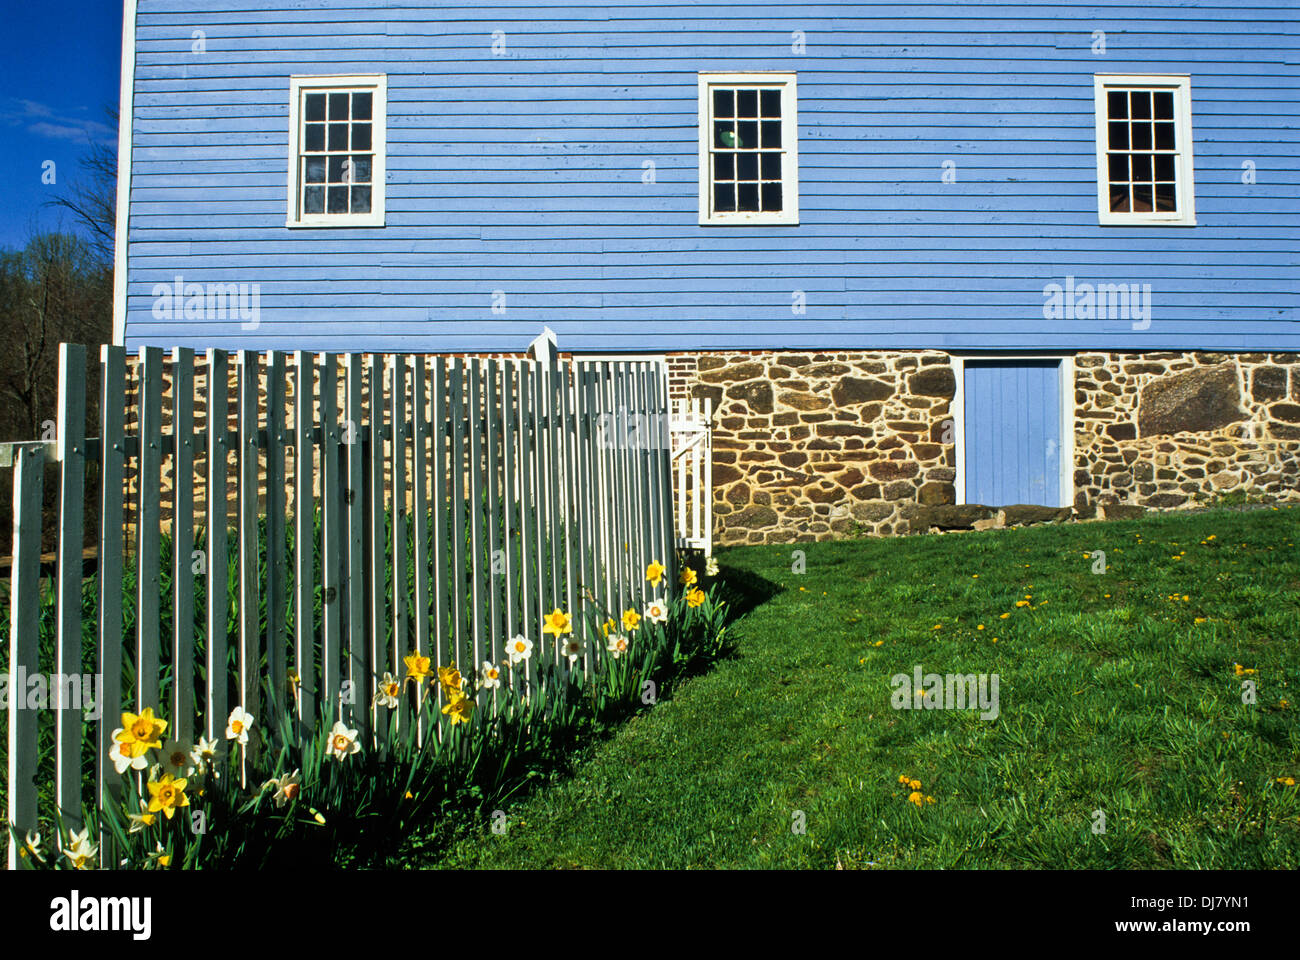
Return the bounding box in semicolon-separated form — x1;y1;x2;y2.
122;0;1300;353
964;360;1062;507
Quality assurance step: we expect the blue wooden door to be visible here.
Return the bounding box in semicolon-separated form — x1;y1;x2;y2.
963;360;1062;507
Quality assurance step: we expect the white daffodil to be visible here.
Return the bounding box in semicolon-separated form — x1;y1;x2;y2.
190;736;221;773
20;831;45;863
506;634;533;664
109;734;149;775
479;661;502;690
159;739;196;779
327;721;361;762
645;598;668;624
225;706;255;744
375;672;402;709
63;828;97;870
704;556;719;577
606;633;630;659
264;769;302;807
561;636;587;664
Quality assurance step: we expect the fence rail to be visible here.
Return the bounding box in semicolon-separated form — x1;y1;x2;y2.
3;342;676;868
672;397;713;556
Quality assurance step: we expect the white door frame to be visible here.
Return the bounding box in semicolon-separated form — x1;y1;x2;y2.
950;353;1075;508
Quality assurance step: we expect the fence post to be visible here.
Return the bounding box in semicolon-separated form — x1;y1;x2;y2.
204;349;229;745
171;347;196;748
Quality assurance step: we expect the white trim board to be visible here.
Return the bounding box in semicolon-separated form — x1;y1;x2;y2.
111;0;138;346
950;354;1075;509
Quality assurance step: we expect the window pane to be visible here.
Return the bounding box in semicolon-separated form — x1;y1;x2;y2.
737;90;758;117
1130;91;1151;119
713;152;734;181
761;181;782;211
1106;90;1127;119
1154;123;1175;150
305;123;326;152
351;123;372;151
714;183;735;212
737;182;759;211
737;120;757;149
1132;183;1153;212
1108;121;1129;150
760;120;781;148
760;89;781;118
304;185;325;214
352;92;372;120
350;185;372;214
761;152;781;179
328;123;350;151
1154;154;1175;181
327;185;349;213
305;157;326;183
305;94;326;122
328;155;349;182
1153;91;1174;119
1131;154;1152;181
1107;153;1128;182
1155;182;1176;212
1109;184;1129;212
351;155;372;183
328;92;350;120
1131;123;1152;150
736;152;758;181
714;121;735;149
712;89;734;118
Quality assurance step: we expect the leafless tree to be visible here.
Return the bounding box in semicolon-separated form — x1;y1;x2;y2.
45;107;118;265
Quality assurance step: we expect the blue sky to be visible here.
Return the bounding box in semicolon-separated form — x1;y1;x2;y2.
0;1;124;252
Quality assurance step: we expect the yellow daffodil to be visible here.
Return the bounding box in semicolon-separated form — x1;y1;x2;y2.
646;562;665;586
543;608;572;636
404;652;433;683
115;707;167;759
600;618;616;637
622;608;641;631
437;665;463;692
146;773;190;820
679;567;697;587
442;691;474;725
686;587;706;608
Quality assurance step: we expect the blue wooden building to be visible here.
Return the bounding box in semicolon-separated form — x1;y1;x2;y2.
115;0;1300;540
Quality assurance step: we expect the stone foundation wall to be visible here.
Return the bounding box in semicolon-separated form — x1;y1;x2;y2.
668;349;1300;546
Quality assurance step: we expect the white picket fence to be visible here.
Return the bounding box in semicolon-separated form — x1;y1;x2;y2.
671;397;713;557
2;341;677;868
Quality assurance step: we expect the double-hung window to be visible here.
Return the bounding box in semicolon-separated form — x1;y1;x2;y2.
287;74;386;227
1094;74;1195;226
698;72;798;225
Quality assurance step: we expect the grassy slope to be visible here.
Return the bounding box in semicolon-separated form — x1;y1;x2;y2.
428;506;1300;869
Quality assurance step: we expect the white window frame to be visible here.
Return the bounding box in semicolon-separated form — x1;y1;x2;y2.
1093;74;1195;227
287;74;387;228
697;71;799;226
951;354;1075;509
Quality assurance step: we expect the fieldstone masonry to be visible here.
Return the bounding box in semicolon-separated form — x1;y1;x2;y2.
667;349;1300;546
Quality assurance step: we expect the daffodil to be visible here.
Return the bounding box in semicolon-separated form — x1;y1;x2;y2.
146;842;171;868
404;652;433;684
543;608;572;636
63;828;97;870
704;556;719;577
263;769;302;807
561;636;587;663
327;721;361;762
115;707;167;759
679;567;697;587
376;672;402;709
18;831;44;863
437;665;463;692
646;562;665;586
507;635;533;664
441;691;474;725
622;608;641;632
645;598;668;623
686;587;706;608
190;736;221;773
147;773;190;820
600;618;616;637
606;633;630;659
225;706;254;744
159;740;195;779
109;736;150;775
127;812;157;834
480;661;502;690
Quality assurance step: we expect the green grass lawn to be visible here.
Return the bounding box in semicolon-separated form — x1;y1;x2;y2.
424;505;1300;869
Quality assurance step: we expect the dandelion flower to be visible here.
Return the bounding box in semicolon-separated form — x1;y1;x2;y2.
909;779;922;791
907;791;925;808
999;613;1010;619
225;706;255;745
